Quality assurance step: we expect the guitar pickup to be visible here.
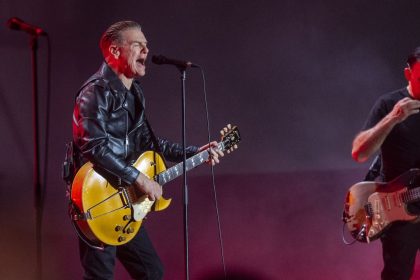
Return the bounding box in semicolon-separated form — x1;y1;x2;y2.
364;203;373;219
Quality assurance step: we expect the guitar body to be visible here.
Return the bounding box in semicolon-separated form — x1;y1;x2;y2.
70;125;241;247
343;169;420;243
71;151;171;246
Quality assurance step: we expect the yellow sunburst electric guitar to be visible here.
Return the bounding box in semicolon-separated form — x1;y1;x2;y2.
70;125;240;248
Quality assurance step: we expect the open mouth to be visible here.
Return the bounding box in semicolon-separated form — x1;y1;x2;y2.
136;58;146;67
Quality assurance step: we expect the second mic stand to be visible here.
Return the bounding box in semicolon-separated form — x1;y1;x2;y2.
30;34;43;280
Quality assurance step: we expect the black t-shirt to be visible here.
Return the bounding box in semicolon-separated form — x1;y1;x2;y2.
126;86;143;130
363;87;420;181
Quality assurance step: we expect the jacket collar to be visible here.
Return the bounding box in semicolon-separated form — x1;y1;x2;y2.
98;62;129;94
98;62;145;108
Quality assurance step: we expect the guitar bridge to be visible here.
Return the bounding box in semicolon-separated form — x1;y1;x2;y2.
120;187;133;208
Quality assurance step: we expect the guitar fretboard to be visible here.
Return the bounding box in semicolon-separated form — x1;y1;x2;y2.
401;187;420;203
156;142;224;185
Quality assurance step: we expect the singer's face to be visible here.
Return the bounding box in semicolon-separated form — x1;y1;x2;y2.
118;28;149;78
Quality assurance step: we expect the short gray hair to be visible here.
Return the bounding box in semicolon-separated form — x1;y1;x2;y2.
100;21;142;57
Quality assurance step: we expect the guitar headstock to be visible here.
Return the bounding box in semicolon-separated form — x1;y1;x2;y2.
220;124;241;153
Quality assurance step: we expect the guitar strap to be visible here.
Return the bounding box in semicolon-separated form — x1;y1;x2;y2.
364;154;382;181
133;81;164;160
144;118;164;154
144;117;168;180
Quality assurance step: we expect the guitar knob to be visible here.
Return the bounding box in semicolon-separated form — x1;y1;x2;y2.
123;215;131;221
118;236;126;242
126;227;134;234
115;225;122;232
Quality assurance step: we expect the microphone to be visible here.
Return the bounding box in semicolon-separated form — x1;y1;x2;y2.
152;55;199;68
7;17;47;36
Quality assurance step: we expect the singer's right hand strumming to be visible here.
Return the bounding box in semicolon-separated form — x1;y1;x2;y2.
134;172;163;201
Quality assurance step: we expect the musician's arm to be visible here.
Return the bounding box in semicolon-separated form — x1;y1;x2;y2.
352;97;420;162
351;116;398;162
73;84;140;186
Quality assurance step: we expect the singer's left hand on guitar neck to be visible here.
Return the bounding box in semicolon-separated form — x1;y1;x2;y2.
198;141;224;166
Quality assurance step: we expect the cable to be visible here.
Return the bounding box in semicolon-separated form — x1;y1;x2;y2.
198;66;227;279
341;223;358;245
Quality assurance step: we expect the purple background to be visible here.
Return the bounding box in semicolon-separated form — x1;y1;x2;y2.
2;1;420;279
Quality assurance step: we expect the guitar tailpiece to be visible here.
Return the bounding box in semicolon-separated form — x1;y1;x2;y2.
72;213;88;221
69;203;90;221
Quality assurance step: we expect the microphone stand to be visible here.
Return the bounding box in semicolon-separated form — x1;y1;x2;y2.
178;66;190;280
30;34;43;280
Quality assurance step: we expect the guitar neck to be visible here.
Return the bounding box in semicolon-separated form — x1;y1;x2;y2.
156;142;224;185
402;186;420;204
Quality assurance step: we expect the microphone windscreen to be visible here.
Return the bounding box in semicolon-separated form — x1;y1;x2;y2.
6;17;22;30
151;55;166;65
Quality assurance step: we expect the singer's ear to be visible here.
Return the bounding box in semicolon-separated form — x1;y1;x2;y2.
109;45;120;59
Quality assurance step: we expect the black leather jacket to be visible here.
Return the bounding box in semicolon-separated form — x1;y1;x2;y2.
73;62;198;186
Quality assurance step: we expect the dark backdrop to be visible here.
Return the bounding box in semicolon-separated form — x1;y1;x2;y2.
2;1;420;279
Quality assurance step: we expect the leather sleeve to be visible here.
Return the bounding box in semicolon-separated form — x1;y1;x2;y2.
157;137;199;162
136;118;199;162
73;83;140;186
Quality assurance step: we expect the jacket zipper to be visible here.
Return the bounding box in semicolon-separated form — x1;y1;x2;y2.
125;115;129;159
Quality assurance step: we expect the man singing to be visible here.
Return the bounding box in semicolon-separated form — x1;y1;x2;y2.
71;20;223;280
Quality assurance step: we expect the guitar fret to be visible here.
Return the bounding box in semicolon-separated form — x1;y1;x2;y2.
412;188;420;201
413;188;420;201
157;174;163;185
188;155;197;170
153;127;240;187
401;187;420;203
157;153;204;186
